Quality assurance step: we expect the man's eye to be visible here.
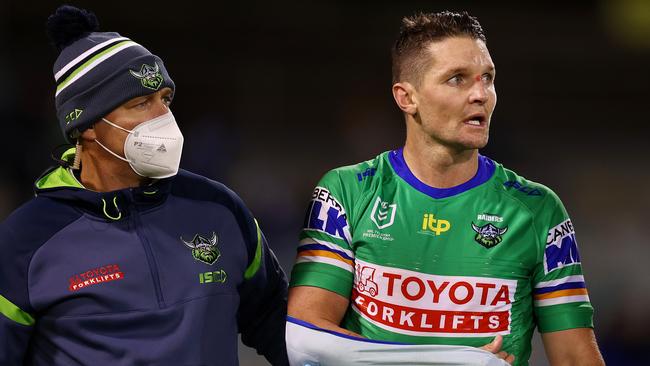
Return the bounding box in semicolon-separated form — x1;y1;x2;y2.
163;96;173;106
133;99;149;109
482;73;494;83
447;75;463;85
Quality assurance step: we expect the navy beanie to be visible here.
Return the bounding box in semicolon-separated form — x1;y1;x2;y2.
47;5;175;143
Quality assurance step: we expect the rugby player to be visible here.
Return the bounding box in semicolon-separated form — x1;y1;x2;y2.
287;11;604;366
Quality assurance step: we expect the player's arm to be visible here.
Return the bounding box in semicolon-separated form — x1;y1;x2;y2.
286;317;514;366
288;287;514;364
288;287;515;365
532;191;603;366
541;328;604;366
289;172;360;337
288;286;360;337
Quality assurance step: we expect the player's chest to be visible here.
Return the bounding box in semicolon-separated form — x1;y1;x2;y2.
350;190;539;278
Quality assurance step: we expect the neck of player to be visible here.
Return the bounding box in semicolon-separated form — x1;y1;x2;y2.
403;137;479;189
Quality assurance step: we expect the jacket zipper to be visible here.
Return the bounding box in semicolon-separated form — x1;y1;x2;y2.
129;197;165;308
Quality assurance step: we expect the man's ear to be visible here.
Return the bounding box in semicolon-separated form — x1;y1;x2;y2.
392;81;418;116
79;124;96;141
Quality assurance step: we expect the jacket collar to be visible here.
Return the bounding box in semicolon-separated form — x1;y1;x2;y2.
34;148;172;221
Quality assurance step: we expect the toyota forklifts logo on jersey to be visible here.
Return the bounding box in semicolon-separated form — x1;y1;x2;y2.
350;260;517;336
68;264;124;292
370;197;397;229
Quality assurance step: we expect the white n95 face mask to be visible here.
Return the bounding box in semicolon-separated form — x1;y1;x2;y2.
95;110;184;179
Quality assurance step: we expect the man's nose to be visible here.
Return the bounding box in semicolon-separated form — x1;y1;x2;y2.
469;80;489;104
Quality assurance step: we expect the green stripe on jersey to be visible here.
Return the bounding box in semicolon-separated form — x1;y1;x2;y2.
535;303;594;333
291;262;354;298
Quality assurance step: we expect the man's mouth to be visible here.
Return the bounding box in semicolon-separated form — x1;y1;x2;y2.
464;114;486;126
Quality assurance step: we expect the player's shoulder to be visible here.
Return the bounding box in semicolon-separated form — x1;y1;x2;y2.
317;151;389;189
489;159;563;212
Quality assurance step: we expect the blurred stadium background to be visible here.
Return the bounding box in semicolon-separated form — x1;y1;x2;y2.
2;1;649;365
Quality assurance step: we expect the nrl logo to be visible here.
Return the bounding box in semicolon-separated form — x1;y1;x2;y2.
129;62;163;90
181;232;220;265
370;197;397;230
471;222;508;249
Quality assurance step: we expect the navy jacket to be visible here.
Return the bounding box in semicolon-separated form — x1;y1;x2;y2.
0;158;289;365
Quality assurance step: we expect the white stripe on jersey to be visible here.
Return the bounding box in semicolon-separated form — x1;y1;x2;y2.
534;295;590;307
299;237;355;259
535;275;585;289
295;256;354;273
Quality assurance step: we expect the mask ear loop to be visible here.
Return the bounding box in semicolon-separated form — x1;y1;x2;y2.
94;139;132;163
95;118;134;163
102;118;133;134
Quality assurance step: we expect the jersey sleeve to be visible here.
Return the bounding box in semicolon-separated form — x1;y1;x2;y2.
290;169;355;298
531;190;594;333
0;221;35;365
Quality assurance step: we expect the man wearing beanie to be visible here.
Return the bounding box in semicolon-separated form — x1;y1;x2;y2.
0;5;289;366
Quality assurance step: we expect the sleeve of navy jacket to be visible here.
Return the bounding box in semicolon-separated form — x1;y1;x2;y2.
0;196;83;365
0;220;34;365
167;171;290;365
236;208;290;366
237;214;289;365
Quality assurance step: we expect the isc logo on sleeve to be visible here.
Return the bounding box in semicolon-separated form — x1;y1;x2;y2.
544;219;581;274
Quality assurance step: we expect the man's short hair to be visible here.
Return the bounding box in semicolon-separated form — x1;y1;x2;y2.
391;11;487;85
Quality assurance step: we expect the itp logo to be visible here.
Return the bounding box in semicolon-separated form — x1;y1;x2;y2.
370;197;397;229
419;213;451;236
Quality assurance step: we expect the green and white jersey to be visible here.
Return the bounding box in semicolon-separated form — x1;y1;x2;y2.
290;148;594;365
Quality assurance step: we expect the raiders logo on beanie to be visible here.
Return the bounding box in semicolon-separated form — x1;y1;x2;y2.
46;5;175;143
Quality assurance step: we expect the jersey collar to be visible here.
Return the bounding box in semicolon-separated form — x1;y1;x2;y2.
388;147;495;199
